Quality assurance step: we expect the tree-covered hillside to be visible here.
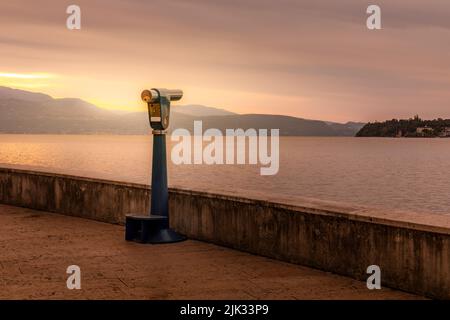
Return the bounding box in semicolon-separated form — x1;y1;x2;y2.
356;116;450;137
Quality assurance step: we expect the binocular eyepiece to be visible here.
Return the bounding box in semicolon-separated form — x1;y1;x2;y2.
141;88;183;103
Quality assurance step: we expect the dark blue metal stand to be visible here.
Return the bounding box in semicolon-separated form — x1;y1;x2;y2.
125;132;186;244
151;133;168;218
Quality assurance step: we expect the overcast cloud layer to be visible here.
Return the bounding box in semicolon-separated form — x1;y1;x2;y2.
1;0;450;122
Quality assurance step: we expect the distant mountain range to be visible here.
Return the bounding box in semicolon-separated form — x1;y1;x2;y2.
0;86;365;136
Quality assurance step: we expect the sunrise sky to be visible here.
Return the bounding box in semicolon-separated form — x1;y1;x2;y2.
1;0;450;122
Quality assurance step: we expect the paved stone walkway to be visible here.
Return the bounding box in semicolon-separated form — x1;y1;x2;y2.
0;204;421;299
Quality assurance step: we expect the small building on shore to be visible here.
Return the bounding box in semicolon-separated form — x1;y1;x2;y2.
439;127;450;137
416;126;434;136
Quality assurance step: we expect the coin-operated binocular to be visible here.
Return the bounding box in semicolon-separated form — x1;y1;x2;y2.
141;89;183;131
125;88;186;244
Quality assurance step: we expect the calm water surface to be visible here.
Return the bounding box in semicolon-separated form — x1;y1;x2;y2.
0;135;449;216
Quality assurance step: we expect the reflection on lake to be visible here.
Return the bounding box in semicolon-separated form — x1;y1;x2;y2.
0;134;449;216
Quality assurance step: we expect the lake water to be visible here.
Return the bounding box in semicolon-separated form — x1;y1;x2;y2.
0;135;449;216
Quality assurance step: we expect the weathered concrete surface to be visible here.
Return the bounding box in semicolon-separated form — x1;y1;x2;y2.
0;167;448;299
0;204;420;299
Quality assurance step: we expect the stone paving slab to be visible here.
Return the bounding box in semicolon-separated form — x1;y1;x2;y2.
0;204;421;300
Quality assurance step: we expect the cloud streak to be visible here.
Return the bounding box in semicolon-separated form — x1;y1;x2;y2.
0;73;54;79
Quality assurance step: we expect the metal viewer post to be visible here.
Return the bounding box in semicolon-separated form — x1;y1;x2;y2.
125;88;186;244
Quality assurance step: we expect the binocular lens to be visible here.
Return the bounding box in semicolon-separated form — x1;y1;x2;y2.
141;89;159;103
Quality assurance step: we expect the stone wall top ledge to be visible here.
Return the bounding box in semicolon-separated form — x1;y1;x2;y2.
1;166;449;235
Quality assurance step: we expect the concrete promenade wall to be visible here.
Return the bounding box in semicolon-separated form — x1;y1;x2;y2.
0;167;448;299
